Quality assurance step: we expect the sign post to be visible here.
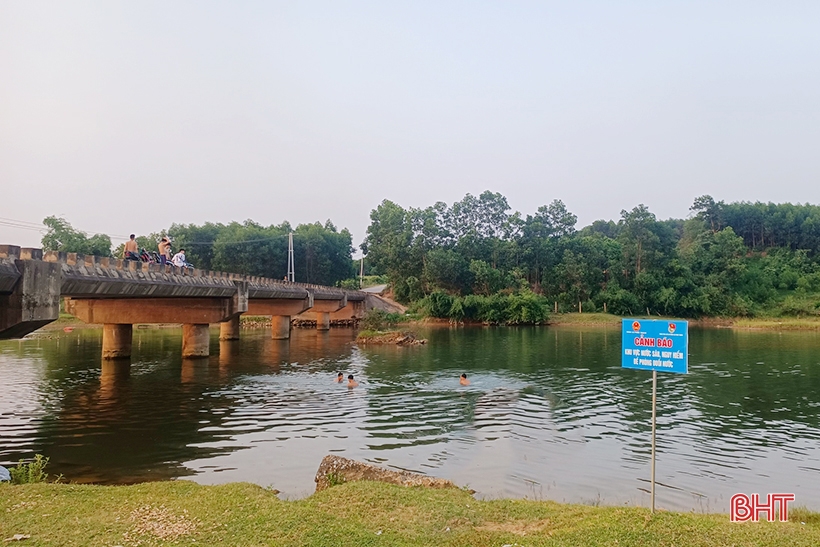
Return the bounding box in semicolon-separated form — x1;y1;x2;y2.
622;319;688;513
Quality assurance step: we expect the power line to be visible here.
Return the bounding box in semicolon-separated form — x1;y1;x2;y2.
0;216;131;241
177;235;292;246
0;220;46;233
0;217;44;228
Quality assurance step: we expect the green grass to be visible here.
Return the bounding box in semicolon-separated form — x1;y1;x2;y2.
730;317;820;329
548;313;820;331
1;481;818;546
548;313;623;325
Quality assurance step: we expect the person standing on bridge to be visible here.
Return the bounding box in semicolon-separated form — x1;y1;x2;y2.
158;237;171;265
123;234;139;259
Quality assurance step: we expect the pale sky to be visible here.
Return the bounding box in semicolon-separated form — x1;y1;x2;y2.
2;1;819;252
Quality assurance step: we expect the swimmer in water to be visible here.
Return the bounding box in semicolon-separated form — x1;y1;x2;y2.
347;374;359;388
336;372;344;383
460;373;470;386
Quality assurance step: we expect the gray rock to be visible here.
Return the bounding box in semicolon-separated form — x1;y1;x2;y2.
314;455;456;492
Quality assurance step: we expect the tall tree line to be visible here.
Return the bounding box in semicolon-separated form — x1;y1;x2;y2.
363;192;820;317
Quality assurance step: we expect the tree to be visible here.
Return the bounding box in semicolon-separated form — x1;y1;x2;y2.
169;222;225;271
41;216;112;256
619;205;659;276
447;191;511;240
690;195;725;233
362;200;419;287
423;249;471;294
539;199;577;238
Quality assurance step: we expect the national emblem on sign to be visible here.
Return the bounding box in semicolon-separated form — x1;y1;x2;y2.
632;321;641;332
668;323;676;334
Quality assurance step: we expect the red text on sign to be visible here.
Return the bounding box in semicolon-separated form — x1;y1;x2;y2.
730;493;795;522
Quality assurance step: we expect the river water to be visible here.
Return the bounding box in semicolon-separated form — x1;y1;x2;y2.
1;325;819;512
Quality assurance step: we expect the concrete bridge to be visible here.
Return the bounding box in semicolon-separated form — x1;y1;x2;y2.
0;245;372;359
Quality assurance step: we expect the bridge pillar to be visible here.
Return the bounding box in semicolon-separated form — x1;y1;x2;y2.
182;324;210;357
271;315;291;339
316;312;330;331
219;316;240;340
102;324;132;359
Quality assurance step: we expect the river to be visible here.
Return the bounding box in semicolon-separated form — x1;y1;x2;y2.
1;325;819;512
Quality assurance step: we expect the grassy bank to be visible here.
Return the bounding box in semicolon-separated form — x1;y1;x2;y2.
548;313;623;326
728;317;820;330
548;312;820;330
1;481;817;546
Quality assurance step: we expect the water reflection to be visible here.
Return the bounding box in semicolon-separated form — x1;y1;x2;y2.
1;325;819;512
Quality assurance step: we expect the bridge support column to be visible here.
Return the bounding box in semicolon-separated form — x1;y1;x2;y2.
271;315;291;339
182;324;210;358
316;312;330;331
219;316;240;340
102;324;132;359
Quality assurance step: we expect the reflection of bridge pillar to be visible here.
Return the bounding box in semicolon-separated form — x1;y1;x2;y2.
182;324;210;357
218;339;240;368
102;324;132;359
219;316;240;340
100;359;130;400
316;312;330;331
265;339;289;369
181;357;209;383
272;315;291;339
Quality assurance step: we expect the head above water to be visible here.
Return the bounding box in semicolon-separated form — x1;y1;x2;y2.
461;374;467;379
348;375;354;380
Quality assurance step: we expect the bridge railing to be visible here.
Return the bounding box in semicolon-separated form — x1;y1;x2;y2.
0;245;365;300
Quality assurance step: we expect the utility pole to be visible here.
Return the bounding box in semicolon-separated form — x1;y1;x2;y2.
359;256;364;289
287;232;295;282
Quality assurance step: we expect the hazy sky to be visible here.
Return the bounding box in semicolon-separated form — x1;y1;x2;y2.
2;1;819;251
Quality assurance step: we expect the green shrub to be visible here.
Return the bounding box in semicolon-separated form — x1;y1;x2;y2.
338;278;361;290
778;295;820;317
504;291;549;324
426;291;454;318
326;472;346;487
9;454;53;484
418;291;549;324
359;309;403;331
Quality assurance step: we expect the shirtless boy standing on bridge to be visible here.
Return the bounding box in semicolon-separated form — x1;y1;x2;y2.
123;234;138;258
158;237;171;265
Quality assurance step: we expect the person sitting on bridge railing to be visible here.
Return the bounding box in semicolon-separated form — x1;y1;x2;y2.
171;248;190;268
